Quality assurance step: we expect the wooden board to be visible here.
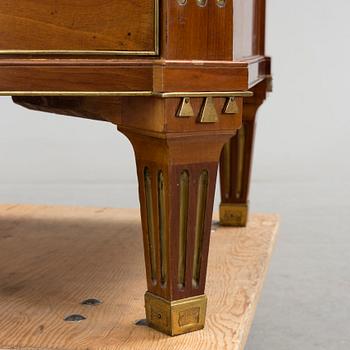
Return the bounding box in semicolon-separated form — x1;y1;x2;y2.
0;0;156;54
0;205;278;350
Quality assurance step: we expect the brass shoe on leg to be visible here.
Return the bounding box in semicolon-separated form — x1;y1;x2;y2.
220;202;249;227
145;292;207;336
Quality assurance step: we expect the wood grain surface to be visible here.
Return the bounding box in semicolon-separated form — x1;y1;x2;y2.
164;0;233;60
0;0;156;52
0;65;154;92
0;205;278;350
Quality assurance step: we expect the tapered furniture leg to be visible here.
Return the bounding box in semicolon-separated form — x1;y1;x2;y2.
118;95;245;335
219;82;268;227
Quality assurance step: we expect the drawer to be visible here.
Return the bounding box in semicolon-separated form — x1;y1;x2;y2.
0;0;159;55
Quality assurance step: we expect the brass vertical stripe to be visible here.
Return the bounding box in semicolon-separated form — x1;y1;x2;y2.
235;125;246;199
158;171;168;287
192;170;209;288
178;170;189;289
144;168;157;285
222;142;231;199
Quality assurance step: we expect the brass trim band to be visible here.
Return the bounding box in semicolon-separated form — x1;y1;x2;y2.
145;292;207;336
0;50;157;56
0;91;154;97
219;202;249;227
0;91;253;97
157;91;253;98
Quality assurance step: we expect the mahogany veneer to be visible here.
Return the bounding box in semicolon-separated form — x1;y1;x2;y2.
0;0;157;54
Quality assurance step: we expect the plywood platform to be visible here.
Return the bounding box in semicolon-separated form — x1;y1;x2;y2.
0;205;278;350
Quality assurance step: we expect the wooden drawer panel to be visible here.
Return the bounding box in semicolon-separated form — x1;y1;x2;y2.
0;0;158;55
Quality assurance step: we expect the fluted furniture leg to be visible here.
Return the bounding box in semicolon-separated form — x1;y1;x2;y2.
219;82;268;227
118;95;243;335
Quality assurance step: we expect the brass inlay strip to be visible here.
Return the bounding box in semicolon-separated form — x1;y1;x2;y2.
178;170;189;289
156;91;253;98
192;170;209;288
0;91;154;97
0;91;253;97
0;50;157;55
222;142;231;200
144;167;157;285
158;171;167;287
235;125;246;199
0;0;160;56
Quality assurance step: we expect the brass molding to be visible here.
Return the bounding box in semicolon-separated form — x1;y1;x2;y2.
178;170;189;289
0;0;159;56
144;168;157;285
0;91;154;97
158;171;168;287
235;125;246;199
0;90;253;98
156;91;253;98
193;170;209;287
145;292;207;336
219;202;249;227
222;142;232;200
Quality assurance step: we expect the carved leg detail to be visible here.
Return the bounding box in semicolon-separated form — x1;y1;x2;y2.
117;93;243;336
120;129;232;335
219;118;256;227
219;83;267;227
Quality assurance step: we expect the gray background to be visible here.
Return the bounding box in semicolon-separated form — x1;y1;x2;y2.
0;0;349;349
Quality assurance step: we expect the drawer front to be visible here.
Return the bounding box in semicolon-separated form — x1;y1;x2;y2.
0;0;158;55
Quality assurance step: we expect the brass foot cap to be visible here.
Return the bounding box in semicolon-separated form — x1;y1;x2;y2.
220;202;249;227
145;292;207;336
